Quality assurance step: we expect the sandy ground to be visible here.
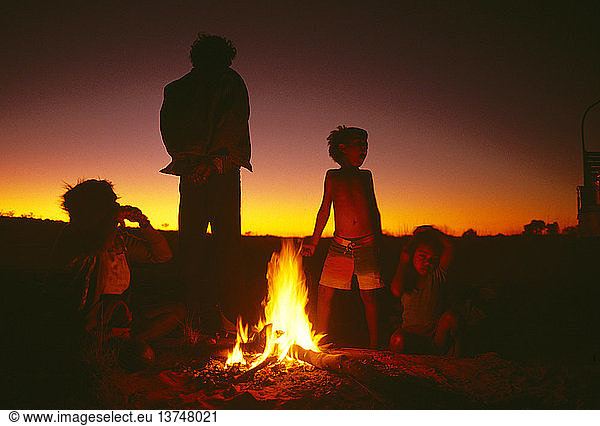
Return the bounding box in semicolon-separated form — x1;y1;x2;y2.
2;217;600;409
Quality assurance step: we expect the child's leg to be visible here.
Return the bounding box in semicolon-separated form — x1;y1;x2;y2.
433;311;462;357
389;328;406;352
134;303;185;342
389;328;432;354
360;289;379;349
317;285;336;336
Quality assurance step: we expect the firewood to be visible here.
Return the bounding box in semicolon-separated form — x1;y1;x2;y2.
291;344;346;372
290;345;393;406
241;323;272;353
233;356;278;383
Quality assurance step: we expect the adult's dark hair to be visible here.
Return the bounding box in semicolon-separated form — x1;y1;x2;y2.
327;125;368;165
190;34;237;68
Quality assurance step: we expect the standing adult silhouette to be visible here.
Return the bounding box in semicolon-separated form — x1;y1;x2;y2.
159;34;252;333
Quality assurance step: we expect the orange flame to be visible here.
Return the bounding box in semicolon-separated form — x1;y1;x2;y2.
225;317;248;367
225;239;323;368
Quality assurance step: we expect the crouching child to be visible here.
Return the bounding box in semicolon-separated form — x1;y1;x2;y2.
389;226;462;356
52;179;184;369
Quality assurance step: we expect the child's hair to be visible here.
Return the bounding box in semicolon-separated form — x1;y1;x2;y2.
407;230;444;258
400;229;444;293
327;125;368;165
62;179;117;221
59;179;120;254
190;34;237;68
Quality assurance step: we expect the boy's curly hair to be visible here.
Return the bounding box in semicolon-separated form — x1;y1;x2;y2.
327;125;368;165
190;33;237;68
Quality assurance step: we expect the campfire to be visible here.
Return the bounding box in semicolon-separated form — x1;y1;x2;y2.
181;239;350;390
225;239;324;372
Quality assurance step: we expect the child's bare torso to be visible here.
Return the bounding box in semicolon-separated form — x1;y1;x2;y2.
328;168;378;239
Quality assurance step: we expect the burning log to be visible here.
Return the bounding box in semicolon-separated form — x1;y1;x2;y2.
225;241;323;368
291;344;346;372
233;355;278;383
291;345;391;407
291;345;380;385
240;323;273;354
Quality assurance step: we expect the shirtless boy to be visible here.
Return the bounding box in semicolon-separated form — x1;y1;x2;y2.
302;125;383;348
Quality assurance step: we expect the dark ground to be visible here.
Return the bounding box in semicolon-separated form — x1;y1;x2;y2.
2;216;600;408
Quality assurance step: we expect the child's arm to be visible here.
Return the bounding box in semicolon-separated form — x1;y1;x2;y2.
301;171;333;257
390;248;410;297
120;206;173;263
413;225;453;270
367;171;382;235
125;226;173;264
439;232;453;270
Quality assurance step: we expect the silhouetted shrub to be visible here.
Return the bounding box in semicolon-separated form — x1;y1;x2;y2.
545;222;559;235
523;220;546;235
462;229;477;238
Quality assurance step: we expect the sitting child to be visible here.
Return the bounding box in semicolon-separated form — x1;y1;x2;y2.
389;225;462;356
302;125;384;348
52;179;183;367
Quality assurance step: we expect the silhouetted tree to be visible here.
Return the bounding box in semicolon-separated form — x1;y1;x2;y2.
523;219;546;235
462;228;477;238
562;226;577;236
545;222;559;235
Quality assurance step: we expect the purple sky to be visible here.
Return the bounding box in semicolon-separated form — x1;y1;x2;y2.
2;1;599;235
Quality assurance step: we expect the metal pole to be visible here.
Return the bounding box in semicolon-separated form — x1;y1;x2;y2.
581;98;600;186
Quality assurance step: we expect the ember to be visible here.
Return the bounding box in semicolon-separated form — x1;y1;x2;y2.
225;239;324;371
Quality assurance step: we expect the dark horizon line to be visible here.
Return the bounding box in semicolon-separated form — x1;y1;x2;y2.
0;215;576;238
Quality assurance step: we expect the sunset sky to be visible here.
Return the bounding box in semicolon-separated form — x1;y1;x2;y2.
2;1;599;236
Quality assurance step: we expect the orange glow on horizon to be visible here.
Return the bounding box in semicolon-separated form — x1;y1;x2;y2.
0;152;577;237
0;96;580;238
0;2;591;241
0;176;576;237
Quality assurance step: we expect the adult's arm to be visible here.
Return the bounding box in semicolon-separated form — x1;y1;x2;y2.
208;70;252;171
